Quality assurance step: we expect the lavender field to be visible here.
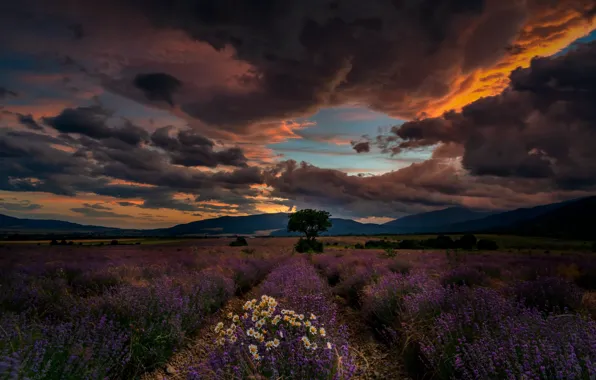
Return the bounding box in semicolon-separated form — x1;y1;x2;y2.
2;237;596;379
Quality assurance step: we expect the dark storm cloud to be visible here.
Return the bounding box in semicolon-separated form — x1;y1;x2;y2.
117;201;137;207
147;0;495;125
151;126;248;167
263;158;593;217
133;73;182;106
43;106;150;145
82;202;112;210
71;206;129;218
373;41;596;189
0;199;43;211
0;116;263;213
0;87;18;98
351;141;370;153
16;114;44;131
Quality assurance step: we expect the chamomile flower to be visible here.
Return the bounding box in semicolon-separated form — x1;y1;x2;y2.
319;327;326;337
214;322;224;333
272;315;281;325
265;341;274;350
309;326;317;335
233;315;240;323
243;312;249;319
248;344;258;354
327;342;332;349
229;335;237;343
298;314;305;320
305;321;311;327
272;338;280;347
301;336;311;349
251;315;258;322
252;353;261;361
217;337;226;345
227;312;233;319
310;313;317;320
312;343;318;350
226;328;234;336
246;328;256;337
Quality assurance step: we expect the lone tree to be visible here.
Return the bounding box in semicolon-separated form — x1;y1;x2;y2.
288;209;332;241
288;209;332;253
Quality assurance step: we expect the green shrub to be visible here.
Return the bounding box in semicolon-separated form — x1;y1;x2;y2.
294;238;324;253
456;234;477;250
477;239;498;250
398;239;419;249
229;237;248;246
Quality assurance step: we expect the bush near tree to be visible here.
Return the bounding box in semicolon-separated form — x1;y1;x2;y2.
229;237;248;247
477;239;499;250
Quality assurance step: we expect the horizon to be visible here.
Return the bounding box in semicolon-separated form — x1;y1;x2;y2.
1;2;596;228
0;196;583;230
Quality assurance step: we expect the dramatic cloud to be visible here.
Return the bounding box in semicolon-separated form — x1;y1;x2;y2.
373;41;596;189
71;206;129;218
0;87;18;99
43;106;150;146
133;73;182;106
17;114;44;131
151;126;248;168
0;109;263;214
351;141;370;153
1;0;595;224
82;202;112;210
264;159;593;218
0;198;43;211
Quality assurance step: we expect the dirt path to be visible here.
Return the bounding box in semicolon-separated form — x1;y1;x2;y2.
141;289;259;380
335;298;410;380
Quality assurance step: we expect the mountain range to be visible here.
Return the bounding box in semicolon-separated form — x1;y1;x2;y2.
1;196;594;240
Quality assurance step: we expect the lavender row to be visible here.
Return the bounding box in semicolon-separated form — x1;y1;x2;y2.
193;257;357;379
362;269;596;379
0;255;273;379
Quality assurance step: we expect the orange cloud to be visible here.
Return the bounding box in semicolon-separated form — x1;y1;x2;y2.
426;11;596;116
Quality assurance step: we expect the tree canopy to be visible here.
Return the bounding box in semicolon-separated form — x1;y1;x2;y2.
287;209;332;240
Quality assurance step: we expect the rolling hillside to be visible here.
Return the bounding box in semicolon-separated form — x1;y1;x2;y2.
0;213;115;233
505;196;596;240
383;207;492;233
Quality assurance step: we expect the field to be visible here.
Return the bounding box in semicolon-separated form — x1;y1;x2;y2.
1;236;596;379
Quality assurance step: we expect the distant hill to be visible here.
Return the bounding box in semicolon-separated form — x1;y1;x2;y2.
154;213;290;236
270;218;391;237
2;196;593;240
382;207;493;233
504;196;596;240
158;213;392;237
446;200;569;233
0;213;116;233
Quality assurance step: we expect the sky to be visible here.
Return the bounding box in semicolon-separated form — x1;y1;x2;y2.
1;1;596;228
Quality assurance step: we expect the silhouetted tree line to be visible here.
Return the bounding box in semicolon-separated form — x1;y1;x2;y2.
361;234;499;251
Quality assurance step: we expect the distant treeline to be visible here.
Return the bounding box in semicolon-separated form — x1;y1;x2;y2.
358;234;499;251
